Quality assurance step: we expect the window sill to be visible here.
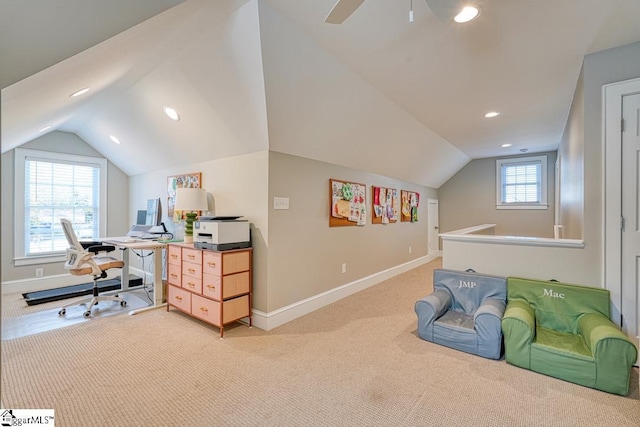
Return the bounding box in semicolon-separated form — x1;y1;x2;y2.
496;204;549;210
14;254;66;266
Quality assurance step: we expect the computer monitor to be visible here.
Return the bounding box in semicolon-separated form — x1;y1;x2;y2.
136;210;147;225
145;198;161;226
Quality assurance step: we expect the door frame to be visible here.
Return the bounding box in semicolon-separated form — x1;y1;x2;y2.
427;199;440;257
603;77;640;337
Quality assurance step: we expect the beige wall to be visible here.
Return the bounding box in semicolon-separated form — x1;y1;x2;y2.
439;152;556;238
557;69;585;240
129;151;269;311
267;151;436;312
1;131;129;282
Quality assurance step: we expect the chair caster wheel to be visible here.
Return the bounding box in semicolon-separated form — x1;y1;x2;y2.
83;311;91;317
58;309;66;316
120;300;127;307
93;301;99;306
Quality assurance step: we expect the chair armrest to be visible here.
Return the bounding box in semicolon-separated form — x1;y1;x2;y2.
501;299;536;368
85;244;116;254
415;289;452;322
579;313;638;395
474;298;506;322
415;289;452;341
502;299;535;332
474;298;506;359
579;313;637;358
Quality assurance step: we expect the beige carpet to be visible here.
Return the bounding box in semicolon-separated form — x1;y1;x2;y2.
1;259;638;426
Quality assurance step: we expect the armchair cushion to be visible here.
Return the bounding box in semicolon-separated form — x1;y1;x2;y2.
502;277;638;395
415;269;507;359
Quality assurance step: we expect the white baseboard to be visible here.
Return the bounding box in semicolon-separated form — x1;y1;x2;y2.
251;254;436;331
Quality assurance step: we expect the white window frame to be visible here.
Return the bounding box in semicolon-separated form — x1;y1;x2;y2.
14;148;107;266
496;155;548;210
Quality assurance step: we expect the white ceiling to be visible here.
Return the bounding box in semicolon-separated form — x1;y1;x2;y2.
2;0;640;187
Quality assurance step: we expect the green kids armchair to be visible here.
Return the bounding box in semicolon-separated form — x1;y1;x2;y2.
502;277;637;395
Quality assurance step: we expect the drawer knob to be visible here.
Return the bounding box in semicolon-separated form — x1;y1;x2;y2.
170;273;177;278
171;254;178;259
188;255;195;259
207;262;216;267
207;285;216;290
188;282;195;288
188;268;196;274
175;295;182;301
199;307;208;314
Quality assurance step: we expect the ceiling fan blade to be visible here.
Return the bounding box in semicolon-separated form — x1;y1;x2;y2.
424;0;467;23
325;0;365;24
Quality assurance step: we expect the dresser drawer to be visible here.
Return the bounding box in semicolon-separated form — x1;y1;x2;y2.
167;263;181;286
191;294;221;326
168;285;191;312
222;271;250;299
202;274;222;300
202;252;221;276
222;251;250;275
168;245;182;266
182;275;202;294
182;248;202;264
182;261;201;280
223;295;250;323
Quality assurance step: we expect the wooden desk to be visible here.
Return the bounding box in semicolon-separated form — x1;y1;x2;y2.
101;239;167;314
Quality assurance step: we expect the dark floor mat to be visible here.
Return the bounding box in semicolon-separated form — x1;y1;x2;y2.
22;276;143;306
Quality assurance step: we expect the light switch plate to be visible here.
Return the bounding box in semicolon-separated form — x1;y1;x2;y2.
273;197;289;210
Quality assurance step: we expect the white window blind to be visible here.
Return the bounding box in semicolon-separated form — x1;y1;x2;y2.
501;161;541;203
496;155;548;210
14;148;107;265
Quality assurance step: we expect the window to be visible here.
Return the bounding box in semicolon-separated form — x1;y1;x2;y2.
14;148;107;265
496;155;548;210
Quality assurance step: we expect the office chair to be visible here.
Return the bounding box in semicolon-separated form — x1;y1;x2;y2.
58;218;127;317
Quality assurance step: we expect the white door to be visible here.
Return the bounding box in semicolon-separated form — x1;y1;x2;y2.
621;92;640;340
427;199;439;256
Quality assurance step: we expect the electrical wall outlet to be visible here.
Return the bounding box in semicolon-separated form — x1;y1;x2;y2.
341;263;347;274
35;268;44;278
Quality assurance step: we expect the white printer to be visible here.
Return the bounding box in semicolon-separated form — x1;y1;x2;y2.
193;217;250;251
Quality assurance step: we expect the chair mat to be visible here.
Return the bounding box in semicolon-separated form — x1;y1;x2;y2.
2;293;150;341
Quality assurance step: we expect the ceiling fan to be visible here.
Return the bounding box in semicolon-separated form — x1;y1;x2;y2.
324;0;478;24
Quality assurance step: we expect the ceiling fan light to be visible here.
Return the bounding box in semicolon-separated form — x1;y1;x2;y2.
109;135;121;144
454;6;480;23
484;111;500;118
501;143;512;148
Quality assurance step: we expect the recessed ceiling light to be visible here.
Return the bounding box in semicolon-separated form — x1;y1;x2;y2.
109;135;121;144
70;87;90;98
484;111;500;118
39;125;53;132
164;106;180;121
501;143;512;148
454;6;480;23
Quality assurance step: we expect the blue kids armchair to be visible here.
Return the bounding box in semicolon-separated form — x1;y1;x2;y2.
415;269;507;359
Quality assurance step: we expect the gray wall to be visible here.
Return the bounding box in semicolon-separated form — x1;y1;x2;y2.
1;131;129;282
439;152;556;237
268;151;436;312
550;41;640;290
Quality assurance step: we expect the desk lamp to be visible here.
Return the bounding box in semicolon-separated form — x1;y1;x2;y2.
175;187;208;243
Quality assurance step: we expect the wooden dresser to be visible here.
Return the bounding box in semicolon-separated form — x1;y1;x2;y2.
166;243;252;337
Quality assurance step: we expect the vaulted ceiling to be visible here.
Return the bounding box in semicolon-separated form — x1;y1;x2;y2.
2;0;640;188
